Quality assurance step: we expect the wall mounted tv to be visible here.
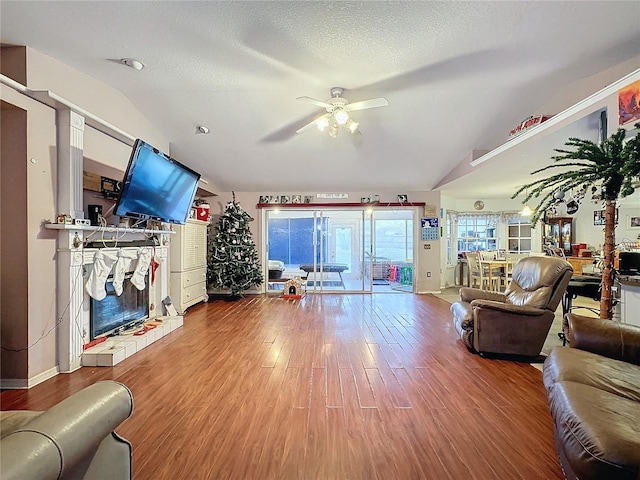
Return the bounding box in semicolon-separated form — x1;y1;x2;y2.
114;139;201;225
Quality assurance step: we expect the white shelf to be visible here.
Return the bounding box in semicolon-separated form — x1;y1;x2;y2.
44;223;174;235
470;68;640;168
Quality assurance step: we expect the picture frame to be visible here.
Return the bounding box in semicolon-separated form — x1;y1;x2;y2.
594;209;619;226
361;196;370;203
268;195;279;204
292;195;302;203
259;195;269;204
162;296;178;317
303;195;313;203
280;195;290;204
618;79;640;125
629;215;640;228
397;194;408;203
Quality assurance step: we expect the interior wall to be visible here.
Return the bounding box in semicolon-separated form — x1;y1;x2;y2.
26;96;58;379
0;87;58;383
25;48;168;154
212;190;442;293
561;190;640;251
440;188;640;289
0;45;27;84
1;47;172;386
1;100;29;379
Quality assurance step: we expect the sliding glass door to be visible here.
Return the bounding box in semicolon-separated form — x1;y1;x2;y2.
369;209;415;292
265;207;415;293
266;209;368;292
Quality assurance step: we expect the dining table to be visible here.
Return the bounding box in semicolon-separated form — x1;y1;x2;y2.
479;259;510;291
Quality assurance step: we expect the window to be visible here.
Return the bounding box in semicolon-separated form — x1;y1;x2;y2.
373;219;413;261
507;216;532;253
456;214;498;254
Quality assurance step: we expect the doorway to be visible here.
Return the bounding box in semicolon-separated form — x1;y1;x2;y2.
264;207;415;294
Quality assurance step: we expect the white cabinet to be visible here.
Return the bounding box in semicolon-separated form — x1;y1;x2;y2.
170;219;208;312
619;277;640;327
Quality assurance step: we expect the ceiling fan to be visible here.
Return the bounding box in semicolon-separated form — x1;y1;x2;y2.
295;87;388;137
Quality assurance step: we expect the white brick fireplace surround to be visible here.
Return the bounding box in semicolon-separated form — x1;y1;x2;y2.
81;243;181;367
42;105;183;373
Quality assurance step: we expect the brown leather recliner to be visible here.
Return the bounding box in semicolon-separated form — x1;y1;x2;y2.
543;314;640;480
450;256;573;356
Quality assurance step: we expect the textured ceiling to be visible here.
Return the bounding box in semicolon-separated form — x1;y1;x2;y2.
1;1;639;198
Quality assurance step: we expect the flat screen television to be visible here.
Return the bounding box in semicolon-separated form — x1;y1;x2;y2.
114;139;201;225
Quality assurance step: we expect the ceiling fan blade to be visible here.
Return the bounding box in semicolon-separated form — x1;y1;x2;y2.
296;113;330;134
344;97;389;111
296;96;333;109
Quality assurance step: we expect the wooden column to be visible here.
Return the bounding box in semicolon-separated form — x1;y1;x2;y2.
56;109;85;372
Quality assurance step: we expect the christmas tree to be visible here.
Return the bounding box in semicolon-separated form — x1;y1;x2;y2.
207;195;263;297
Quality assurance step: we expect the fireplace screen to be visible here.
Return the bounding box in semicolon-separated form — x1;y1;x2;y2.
90;272;149;339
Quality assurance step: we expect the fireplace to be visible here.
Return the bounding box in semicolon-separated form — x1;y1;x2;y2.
79;245;183;368
80;246;164;349
90;272;150;339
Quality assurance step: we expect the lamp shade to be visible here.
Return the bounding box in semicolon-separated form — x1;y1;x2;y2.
334;110;349;125
520;205;533;216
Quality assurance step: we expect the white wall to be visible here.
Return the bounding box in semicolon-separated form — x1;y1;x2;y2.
212;190;442;293
567;190;640;251
439;190;640;288
26;48;168;154
1;48;172;386
1;85;58;383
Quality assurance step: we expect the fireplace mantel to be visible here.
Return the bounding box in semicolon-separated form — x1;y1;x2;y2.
45;223;174;235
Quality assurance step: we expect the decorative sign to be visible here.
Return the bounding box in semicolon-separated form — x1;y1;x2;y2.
508;115;552;139
421;217;439;241
424;205;437;217
317;193;348;199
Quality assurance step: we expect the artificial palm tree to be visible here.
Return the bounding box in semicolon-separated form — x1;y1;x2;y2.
513;122;639;319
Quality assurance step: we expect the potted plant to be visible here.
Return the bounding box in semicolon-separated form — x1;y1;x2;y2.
513;122;639;319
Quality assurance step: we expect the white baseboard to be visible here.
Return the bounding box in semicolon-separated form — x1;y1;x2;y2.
1;365;59;390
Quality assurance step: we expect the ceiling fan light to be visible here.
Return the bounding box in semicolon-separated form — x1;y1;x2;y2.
328;124;339;138
346;119;359;133
334;109;349;125
316;116;330;131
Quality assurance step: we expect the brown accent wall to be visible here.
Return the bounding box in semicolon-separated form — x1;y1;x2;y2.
0;45;27;84
1;101;29;379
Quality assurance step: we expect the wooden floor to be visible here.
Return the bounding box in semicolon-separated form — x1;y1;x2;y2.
1;293;564;479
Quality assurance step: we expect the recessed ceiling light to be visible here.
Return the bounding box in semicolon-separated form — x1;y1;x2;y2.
196;126;210;134
121;58;144;70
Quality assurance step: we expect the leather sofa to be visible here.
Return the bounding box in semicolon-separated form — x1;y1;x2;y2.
451;256;573;357
543;314;640;480
1;380;133;480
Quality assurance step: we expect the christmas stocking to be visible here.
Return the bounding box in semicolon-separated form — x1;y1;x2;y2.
112;249;139;296
131;247;153;290
85;250;118;301
150;253;161;286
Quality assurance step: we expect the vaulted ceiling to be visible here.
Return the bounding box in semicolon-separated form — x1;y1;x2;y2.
1;1;639;198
